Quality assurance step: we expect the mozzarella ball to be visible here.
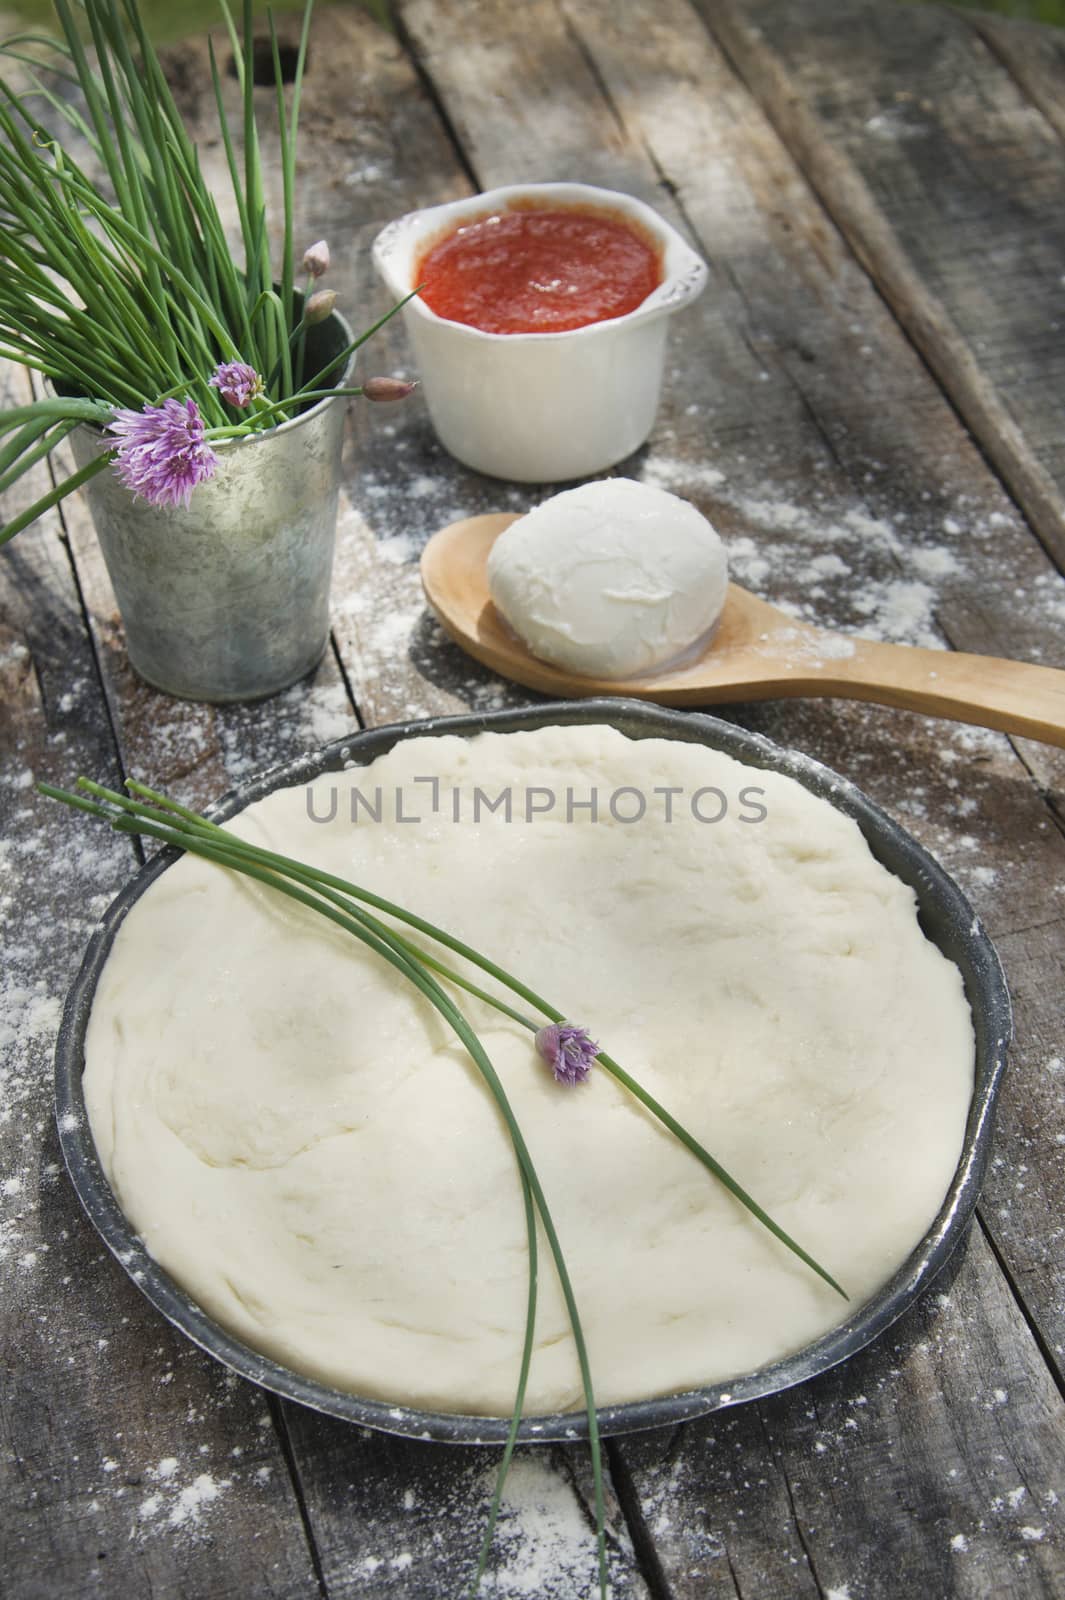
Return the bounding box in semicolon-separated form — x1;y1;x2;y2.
486;478;728;679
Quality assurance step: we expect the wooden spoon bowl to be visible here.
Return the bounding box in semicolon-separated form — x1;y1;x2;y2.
421;513;1065;747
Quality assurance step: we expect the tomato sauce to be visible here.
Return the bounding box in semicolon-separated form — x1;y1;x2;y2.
414;207;663;335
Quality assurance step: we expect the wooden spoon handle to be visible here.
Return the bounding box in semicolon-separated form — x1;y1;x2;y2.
827;638;1065;748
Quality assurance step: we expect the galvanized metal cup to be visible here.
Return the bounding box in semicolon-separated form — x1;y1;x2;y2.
70;311;354;704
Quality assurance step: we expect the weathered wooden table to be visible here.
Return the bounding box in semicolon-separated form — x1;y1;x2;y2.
3;1;1065;1595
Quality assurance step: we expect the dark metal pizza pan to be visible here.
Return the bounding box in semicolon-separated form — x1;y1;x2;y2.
54;698;1011;1443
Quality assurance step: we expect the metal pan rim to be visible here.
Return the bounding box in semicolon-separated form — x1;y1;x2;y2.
54;697;1011;1443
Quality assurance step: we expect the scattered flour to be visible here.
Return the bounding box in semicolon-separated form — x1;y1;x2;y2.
0;986;61;1053
722;537;770;588
724;535;771;588
479;1456;619;1598
167;1473;224;1529
367;609;419;660
803;552;852;581
281;683;355;748
910;546;960;581
124;1449;240;1540
641;456;727;495
865;106;928;140
377;531;421;563
851;579;941;648
723;493;900;557
618;476;1065;672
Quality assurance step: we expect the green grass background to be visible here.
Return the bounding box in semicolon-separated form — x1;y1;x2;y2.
0;1;378;45
1;0;1064;42
917;0;1065;20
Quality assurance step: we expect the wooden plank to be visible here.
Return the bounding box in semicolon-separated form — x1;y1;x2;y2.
330;431;540;729
238;12;646;1589
690;0;1065;570
556;0;1065;689
215;1;531;727
398;0;1065;1324
393;0;1065;1589
7;1;1065;1591
0;364;321;1599
537;0;1065;1386
278;1411;650;1600
618;1228;1065;1599
8;9;623;1593
341;0;1064;782
968;10;1065;145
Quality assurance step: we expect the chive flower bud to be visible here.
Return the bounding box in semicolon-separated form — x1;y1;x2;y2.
302;239;330;278
106;398;218;510
304;289;337;326
209;361;263;409
362;377;418;403
534;1022;600;1086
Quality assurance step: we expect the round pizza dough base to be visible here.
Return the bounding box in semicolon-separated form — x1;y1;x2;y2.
84;725;974;1415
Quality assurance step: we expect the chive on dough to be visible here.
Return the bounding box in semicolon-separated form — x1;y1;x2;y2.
486;478;729;678
83;725;974;1417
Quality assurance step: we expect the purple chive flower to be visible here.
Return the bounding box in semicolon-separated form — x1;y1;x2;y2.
209;361;263;408
302;239;330;278
107;398;218;511
535;1022;600;1086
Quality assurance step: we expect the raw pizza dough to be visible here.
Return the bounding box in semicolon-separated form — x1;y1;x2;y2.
84;725;974;1415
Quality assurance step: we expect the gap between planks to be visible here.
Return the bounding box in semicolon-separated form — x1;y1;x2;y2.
690;0;1065;579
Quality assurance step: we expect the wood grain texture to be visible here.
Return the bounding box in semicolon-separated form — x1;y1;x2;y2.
394;0;1065;1590
15;10;623;1596
398;0;1065;1346
278;1410;650;1600
0;368;320;1600
5;0;1065;1593
618;1230;1065;1599
969;10;1065;144
553;0;1065;780
694;0;1065;571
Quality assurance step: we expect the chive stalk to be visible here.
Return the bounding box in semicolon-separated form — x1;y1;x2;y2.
0;0;412;541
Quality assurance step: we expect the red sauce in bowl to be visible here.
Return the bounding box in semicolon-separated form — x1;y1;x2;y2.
414;207;663;335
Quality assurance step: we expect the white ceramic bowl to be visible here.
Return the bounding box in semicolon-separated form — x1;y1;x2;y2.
371;182;708;483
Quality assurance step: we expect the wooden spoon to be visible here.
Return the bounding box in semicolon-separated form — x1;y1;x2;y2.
420;513;1065;748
